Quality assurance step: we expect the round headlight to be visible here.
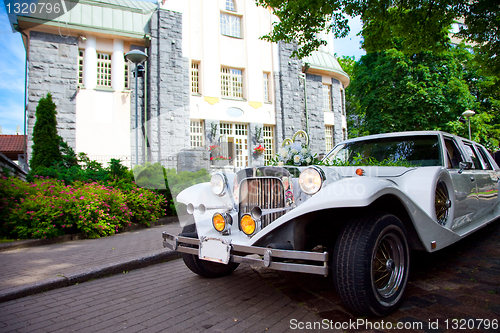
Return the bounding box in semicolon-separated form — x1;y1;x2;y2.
299;167;323;195
240;214;256;236
210;173;227;196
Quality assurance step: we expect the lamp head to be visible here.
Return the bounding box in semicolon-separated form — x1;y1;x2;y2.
462;110;475;118
125;50;148;64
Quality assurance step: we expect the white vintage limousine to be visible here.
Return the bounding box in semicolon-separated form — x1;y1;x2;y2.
162;131;500;316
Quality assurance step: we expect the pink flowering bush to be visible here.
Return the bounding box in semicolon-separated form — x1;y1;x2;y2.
0;175;166;239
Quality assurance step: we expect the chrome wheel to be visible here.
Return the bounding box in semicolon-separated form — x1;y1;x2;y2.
372;231;406;302
435;180;451;226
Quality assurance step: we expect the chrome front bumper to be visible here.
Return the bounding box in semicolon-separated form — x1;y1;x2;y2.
162;232;329;276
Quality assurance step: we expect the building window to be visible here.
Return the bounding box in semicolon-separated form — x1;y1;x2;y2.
234;123;247;136
78;49;84;85
226;0;235;11
263;125;274;164
323;84;332;112
191;62;200;94
220;122;232;135
220;122;249;167
220;13;241;38
124;62;130;89
263;72;270;102
325;125;334;152
97;52;112;87
190;120;204;148
221;67;243;99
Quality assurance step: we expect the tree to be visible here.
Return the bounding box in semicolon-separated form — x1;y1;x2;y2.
444;47;500;150
337;55;367;138
257;0;499;76
30;93;62;170
348;47;474;135
456;0;500;78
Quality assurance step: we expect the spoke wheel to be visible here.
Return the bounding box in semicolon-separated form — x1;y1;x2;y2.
372;232;406;303
435;180;451;226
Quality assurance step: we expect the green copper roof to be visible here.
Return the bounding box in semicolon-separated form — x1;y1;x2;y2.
303;50;349;78
19;0;157;38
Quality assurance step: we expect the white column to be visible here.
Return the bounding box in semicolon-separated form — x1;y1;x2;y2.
112;39;124;91
84;35;97;89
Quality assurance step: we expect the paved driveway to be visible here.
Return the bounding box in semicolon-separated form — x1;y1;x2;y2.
0;221;498;332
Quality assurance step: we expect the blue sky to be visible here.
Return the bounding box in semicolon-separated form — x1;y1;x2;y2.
0;3;364;135
0;2;26;135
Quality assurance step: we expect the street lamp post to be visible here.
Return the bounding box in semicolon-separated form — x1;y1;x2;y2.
462;110;475;140
124;49;148;167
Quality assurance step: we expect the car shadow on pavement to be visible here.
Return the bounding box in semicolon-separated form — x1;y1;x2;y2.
254;220;500;332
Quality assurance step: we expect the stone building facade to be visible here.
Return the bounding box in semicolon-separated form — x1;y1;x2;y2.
18;0;349;172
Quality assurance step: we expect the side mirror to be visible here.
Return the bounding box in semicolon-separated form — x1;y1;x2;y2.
458;161;472;174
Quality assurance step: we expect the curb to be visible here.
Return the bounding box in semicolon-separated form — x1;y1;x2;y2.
0;249;181;303
0;216;179;252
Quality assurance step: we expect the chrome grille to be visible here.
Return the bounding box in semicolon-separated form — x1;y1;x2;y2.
239;178;285;228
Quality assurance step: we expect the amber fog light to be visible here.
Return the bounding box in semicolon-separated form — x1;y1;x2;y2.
240;214;256;236
212;212;232;233
213;213;225;232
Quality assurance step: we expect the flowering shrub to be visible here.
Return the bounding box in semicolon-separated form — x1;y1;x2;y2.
0;175;166;240
124;187;165;227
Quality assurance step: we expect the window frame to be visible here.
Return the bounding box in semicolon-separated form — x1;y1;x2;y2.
191;61;201;95
96;52;112;88
225;0;236;11
325;125;334;152
190;120;204;148
322;84;332;112
78;49;84;86
263;72;271;103
220;12;242;38
262;125;275;164
124;61;130;90
221;67;244;99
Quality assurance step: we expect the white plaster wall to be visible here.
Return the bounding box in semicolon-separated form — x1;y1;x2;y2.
76;90;131;156
324;111;335;126
163;0;277;126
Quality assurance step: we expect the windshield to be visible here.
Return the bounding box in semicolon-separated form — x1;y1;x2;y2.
325;135;442;166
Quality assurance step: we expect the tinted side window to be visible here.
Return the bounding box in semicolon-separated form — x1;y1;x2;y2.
444;138;463;169
476;145;493;170
463;143;482;169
